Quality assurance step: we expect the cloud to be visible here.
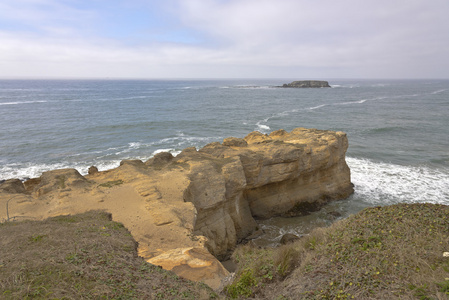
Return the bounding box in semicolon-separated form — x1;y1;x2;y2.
0;0;96;37
174;0;449;63
1;0;449;78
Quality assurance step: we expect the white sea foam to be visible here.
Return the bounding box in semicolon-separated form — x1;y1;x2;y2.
152;148;173;155
128;142;141;149
151;149;182;157
309;104;326;110
0;159;126;180
1;162;67;180
113;142;145;155
431;89;447;94
256;122;270;133
151;148;183;158
0;100;48;106
256;109;298;128
347;157;449;206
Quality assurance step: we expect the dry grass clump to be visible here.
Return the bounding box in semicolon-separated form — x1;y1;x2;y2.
225;241;302;298
0;211;217;299
226;203;449;299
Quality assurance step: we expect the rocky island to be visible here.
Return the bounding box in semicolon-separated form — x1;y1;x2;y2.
0;127;353;289
282;80;331;88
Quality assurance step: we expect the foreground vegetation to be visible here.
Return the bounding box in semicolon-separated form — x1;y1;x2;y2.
0;211;216;299
226;203;449;299
1;203;448;299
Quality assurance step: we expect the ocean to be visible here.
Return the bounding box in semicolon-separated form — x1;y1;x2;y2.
1;79;448;245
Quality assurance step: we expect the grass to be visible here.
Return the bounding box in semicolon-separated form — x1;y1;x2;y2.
0;211;217;299
225;242;301;298
98;179;124;188
1;203;448;299
225;203;449;299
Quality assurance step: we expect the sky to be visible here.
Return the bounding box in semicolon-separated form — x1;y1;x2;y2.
1;0;449;79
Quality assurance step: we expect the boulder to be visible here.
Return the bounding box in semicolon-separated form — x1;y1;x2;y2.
119;159;145;167
148;247;229;290
145;151;174;167
88;166;99;175
280;233;301;245
33;169;90;197
222;137;248;147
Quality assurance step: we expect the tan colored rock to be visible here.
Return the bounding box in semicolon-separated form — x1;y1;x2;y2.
33;169;91;197
145;151;174;167
244;131;270;144
148;247;230;290
222;137;248;147
23;177;41;193
88;166;98;175
0;127;353;290
0;179;26;194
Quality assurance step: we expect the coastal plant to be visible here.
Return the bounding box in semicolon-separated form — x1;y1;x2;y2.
56;175;66;189
98;179;124;188
273;245;299;278
291;203;449;299
228;203;449;299
0;211;217;299
28;234;47;242
226;241;302;297
226;268;258;298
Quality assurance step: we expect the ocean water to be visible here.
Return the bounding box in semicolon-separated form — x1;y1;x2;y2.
1;79;448;244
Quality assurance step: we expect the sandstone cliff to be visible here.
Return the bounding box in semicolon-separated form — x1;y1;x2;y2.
282;80;331;88
0;127;353;289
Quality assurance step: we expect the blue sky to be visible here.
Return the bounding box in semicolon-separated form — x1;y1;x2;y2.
1;0;449;79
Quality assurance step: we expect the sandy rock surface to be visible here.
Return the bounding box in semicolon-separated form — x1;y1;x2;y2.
1;127;353;289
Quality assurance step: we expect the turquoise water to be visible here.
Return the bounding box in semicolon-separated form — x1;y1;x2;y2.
1;79;448;243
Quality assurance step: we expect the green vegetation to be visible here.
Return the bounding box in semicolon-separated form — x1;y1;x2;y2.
56;175;66;189
98;179;124;188
225;241;300;299
225;203;449;299
0;211;216;299
1;203;448;299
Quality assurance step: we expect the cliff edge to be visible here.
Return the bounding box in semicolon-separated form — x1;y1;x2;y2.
0;127;353;289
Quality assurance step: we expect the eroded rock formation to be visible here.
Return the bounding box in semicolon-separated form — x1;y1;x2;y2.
0;127;353;289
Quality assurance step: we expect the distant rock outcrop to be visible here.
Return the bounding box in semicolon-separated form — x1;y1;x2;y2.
0;127;353;289
282;80;331;88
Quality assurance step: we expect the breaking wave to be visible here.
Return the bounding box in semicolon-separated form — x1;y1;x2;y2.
347;157;449;206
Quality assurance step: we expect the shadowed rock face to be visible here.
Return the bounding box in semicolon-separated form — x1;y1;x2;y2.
0;179;26;194
0;127;353;289
282;80;331;88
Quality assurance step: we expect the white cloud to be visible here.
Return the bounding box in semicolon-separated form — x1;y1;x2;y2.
1;0;449;78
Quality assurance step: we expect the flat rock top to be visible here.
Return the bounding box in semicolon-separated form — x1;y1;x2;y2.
282;80;331;88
